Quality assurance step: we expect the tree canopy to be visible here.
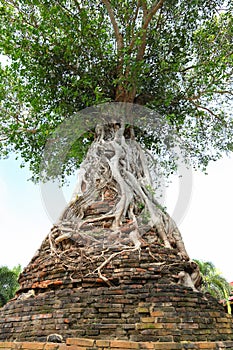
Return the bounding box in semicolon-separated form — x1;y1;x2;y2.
194;259;232;314
0;0;232;180
0;265;21;307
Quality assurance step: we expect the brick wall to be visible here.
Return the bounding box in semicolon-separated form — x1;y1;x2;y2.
1;267;233;342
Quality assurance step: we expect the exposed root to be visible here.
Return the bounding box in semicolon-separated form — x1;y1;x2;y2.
87;237;142;286
49;227;59;255
79;214;116;228
47;122;193;284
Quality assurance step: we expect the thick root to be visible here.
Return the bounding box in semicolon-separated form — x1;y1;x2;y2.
49;122;192;283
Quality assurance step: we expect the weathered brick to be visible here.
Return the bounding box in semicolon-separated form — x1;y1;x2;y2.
216;318;229;323
136;308;149;314
197;343;216;349
43;344;59;350
153;342;182;349
136;323;158;330
0;342;18;349
21;342;44;350
7;316;22;322
66;338;94;347
139;342;155;349
96;340;110;347
150;311;164;317
141;317;155;323
57;345;69;350
110;340;139;349
31;314;53;320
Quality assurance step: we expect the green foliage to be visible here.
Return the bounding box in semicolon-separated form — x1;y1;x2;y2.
194;259;232;314
0;0;232;180
0;265;21;307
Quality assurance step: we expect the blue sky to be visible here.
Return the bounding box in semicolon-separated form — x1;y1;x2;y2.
0;155;72;268
0;153;233;281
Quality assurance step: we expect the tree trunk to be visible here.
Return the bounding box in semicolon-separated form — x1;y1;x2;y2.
47;121;200;289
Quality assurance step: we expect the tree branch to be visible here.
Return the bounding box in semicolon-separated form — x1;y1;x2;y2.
187;90;233;101
73;0;82;12
101;0;123;52
189;100;225;123
55;0;81;19
143;0;165;30
17;128;37;134
4;0;39;29
136;0;164;61
130;0;141;37
101;0;125;101
180;50;233;74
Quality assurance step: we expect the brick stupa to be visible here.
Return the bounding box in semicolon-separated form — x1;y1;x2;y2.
0;189;233;347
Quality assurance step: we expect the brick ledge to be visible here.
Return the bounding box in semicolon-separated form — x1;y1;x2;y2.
1;338;233;350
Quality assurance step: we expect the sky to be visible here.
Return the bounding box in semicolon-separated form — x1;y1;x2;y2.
0;152;233;281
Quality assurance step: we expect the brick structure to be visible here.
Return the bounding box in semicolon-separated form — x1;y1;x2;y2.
0;199;233;347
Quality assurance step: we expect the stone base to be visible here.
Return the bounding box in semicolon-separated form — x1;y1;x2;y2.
1;338;233;349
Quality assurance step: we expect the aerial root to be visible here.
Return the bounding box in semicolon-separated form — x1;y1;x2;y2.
93;241;142;286
46;126;191;283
